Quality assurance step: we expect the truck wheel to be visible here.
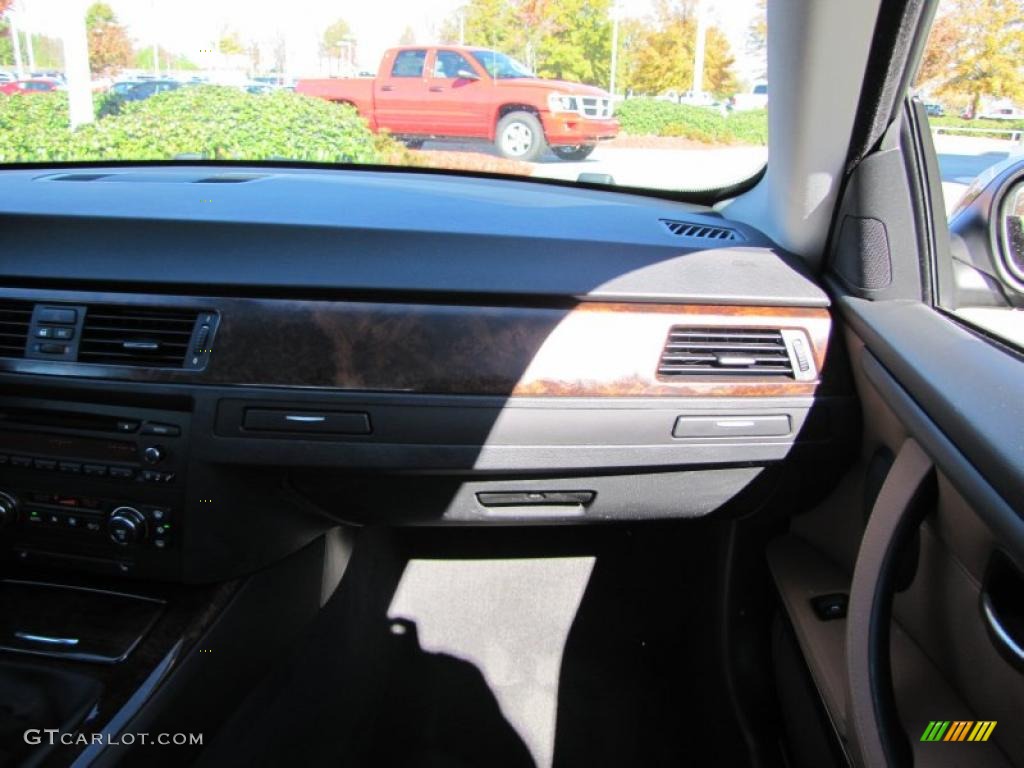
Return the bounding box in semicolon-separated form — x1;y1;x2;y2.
402;139;425;150
552;144;596;161
495;111;547;162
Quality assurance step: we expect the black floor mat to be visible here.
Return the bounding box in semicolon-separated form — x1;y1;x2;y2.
197;524;752;767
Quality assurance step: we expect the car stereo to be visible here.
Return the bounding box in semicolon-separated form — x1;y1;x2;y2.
0;401;188;579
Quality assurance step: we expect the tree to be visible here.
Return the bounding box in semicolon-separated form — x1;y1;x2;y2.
932;0;1024;114
535;0;612;84
399;26;416;45
439;0;522;53
1;0;16;69
271;32;287;73
135;46;197;71
85;2;132;76
916;12;957;87
321;18;350;59
218;29;245;56
625;0;737;98
320;18;352;73
746;0;766;81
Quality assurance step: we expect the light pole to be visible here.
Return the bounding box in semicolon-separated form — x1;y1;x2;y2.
609;2;620;97
61;0;93;128
8;8;25;78
458;11;465;45
692;0;707;98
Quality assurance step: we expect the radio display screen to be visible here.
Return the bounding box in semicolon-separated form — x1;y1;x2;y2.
0;430;138;463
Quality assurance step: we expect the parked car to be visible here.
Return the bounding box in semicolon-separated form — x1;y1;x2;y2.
732;82;768;111
978;105;1024;121
117;79;182;101
109;80;140;97
0;72;14;84
0;79;60;95
924;101;945;117
297;45;619;161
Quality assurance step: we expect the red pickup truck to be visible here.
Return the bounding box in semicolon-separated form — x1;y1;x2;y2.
297;46;619;162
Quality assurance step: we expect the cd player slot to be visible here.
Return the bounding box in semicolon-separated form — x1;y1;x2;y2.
0;407;140;434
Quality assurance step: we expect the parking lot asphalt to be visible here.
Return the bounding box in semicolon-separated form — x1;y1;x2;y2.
422;133;1024;216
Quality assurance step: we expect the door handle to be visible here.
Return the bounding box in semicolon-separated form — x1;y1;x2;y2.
981;551;1024;671
429;86;444;92
981;593;1024;668
380;85;395;92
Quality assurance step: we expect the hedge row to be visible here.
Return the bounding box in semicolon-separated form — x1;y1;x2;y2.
615;99;768;145
0;87;400;164
927;114;1024;136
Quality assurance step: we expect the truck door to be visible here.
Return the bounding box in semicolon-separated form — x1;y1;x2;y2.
424;49;490;137
375;49;430;135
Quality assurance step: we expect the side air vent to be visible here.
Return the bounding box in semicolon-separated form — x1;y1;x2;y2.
660;219;742;242
658;327;796;377
0;301;33;358
78;305;201;367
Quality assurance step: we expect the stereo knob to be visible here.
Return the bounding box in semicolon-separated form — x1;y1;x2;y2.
0;492;17;530
143;446;164;465
108;506;147;547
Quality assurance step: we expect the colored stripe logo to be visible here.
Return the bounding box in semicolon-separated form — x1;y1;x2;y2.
920;721;997;742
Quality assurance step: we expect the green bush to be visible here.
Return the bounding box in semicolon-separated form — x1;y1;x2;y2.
615;98;768;145
928;115;1024;136
0;87;398;164
0;92;78;161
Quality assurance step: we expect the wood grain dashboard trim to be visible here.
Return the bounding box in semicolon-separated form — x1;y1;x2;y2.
0;288;832;396
207;300;832;397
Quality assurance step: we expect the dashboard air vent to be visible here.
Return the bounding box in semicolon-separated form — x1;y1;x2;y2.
658;327;794;377
660;219;742;242
78;305;201;367
0;301;33;358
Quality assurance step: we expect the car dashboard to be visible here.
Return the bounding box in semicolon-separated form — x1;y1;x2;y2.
0;167;856;583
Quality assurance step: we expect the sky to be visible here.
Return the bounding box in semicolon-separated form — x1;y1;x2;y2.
11;0;762;82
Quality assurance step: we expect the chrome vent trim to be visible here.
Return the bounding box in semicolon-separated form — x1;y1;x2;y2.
658;326;799;377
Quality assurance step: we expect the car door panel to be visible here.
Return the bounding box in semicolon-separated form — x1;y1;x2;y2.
424;50;490;136
769;321;1021;766
374;49;430;135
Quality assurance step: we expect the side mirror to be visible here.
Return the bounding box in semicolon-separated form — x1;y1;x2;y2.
947;155;1024;311
997;178;1024;292
456;70;480;81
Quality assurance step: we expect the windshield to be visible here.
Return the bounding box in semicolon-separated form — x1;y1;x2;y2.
0;0;771;195
471;50;534;79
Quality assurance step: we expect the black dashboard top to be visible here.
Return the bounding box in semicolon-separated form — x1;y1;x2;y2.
0;166;827;307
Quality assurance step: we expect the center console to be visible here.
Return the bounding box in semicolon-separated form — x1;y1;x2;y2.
0;399;189;580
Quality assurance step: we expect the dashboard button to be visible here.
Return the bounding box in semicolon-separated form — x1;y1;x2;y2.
243;408;372;435
38;308;77;324
141;422;180;437
35;342;67;355
10;456;32;468
35;326;53;338
108;467;134;480
82;464;108;477
33;459;57;471
52;326;74;340
142;446;164;465
116;420;140;433
58;461;82;474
